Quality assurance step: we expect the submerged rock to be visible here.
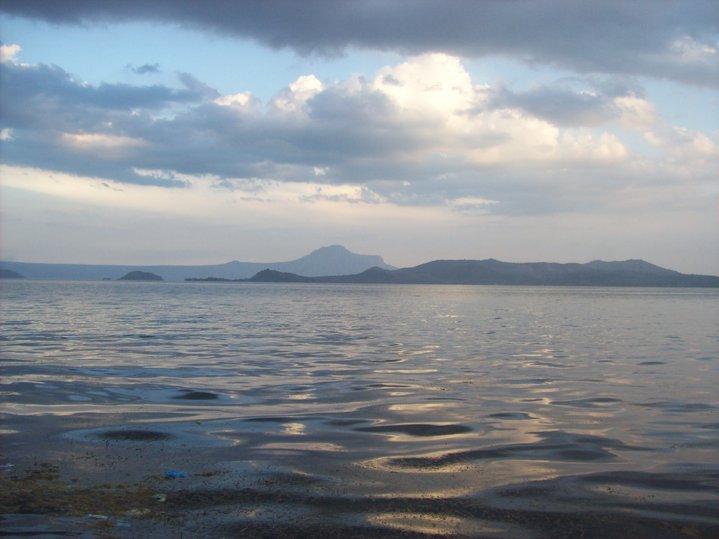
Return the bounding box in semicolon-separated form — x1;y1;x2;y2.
99;430;173;441
173;391;219;400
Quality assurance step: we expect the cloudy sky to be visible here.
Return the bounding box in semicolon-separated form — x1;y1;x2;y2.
0;1;717;273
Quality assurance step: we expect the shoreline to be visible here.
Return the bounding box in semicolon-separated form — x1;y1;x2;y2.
2;412;718;538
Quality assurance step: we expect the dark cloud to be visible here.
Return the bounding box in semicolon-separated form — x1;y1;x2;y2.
0;61;213;187
1;0;717;87
127;63;161;75
0;129;187;187
0;62;214;131
486;83;623;127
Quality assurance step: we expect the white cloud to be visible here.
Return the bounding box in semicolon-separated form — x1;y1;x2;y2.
370;54;495;163
271;74;324;115
615;95;658;130
366;54;628;168
448;196;498;214
670;36;718;66
373;53;478;120
615;94;718;164
60;133;146;156
0;43;21;64
131;168;178;181
0;128;13;141
213;91;258;112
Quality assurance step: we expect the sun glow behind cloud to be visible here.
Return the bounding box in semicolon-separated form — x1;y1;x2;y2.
61;133;145;154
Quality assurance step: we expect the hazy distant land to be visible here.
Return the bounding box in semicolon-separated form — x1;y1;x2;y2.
0;245;393;282
0;269;24;279
2;245;718;287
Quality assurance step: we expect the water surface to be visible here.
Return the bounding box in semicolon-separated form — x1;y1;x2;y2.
1;281;718;537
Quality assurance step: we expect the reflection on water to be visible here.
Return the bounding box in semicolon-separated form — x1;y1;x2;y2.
1;281;718;536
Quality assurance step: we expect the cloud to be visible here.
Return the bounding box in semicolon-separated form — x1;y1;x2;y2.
60;132;146;156
127;63;161;75
271;74;325;115
1;1;717;87
448;196;499;215
4;162;715;273
213;91;259;111
0;57;219;186
615;94;718;165
0;51;715;215
487;83;623;127
0;60;215;130
0;43;21;63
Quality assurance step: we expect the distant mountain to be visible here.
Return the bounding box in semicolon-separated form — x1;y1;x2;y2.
119;271;163;281
0;245;395;281
247;259;719;287
279;245;393;276
0;269;24;279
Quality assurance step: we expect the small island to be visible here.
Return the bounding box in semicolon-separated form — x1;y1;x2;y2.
118;270;163;281
0;269;24;279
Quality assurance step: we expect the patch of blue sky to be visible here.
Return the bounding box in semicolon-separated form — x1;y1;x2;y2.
643;80;718;134
0;16;400;104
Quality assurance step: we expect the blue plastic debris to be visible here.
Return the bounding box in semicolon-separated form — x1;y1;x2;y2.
164;469;188;479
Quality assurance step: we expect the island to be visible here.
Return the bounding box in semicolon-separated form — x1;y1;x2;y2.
118;270;163;281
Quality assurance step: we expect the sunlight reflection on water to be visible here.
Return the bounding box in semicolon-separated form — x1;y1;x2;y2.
1;281;718;536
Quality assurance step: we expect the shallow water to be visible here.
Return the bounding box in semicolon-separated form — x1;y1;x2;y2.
1;281;718;537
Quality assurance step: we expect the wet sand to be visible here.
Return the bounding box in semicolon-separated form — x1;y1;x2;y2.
2;410;718;538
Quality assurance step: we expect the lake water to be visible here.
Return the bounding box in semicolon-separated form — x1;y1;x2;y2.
1;281;718;537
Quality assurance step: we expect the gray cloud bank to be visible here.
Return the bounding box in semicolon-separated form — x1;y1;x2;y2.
0;55;602;199
1;0;717;88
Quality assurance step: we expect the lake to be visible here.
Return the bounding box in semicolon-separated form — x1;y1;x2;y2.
1;281;718;537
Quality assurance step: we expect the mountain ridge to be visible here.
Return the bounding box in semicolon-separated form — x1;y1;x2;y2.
246;259;719;287
1;248;717;286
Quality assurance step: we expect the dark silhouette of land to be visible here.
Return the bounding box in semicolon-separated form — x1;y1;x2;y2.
119;271;163;281
0;245;393;281
2;247;718;286
237;259;719;287
0;269;24;279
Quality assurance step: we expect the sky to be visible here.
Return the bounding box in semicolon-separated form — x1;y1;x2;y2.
0;1;717;273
